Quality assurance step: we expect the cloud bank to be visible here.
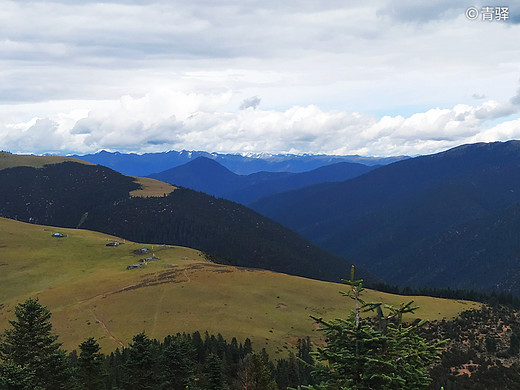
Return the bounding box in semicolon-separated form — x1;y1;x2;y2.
1;88;519;157
1;0;520;156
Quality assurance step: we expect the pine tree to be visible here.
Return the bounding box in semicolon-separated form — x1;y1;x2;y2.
206;353;225;390
0;361;34;390
235;352;278;390
0;298;72;389
122;333;159;390
77;337;106;390
105;348;124;390
243;338;253;356
296;266;446;390
162;335;196;390
285;352;302;388
296;337;314;385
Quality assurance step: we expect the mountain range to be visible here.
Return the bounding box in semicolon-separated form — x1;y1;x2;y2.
70;150;405;176
148;156;377;205
8;140;520;296
251;140;520;295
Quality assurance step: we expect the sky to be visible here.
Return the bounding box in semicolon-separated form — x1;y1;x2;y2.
0;0;520;157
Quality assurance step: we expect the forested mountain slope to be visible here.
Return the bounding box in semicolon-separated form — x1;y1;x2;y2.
252;141;520;294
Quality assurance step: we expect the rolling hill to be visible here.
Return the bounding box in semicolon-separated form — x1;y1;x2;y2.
251;140;520;294
148;156;377;204
0;156;370;283
0;217;479;354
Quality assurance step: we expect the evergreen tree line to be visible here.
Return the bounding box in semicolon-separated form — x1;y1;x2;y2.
369;282;520;308
0;298;315;390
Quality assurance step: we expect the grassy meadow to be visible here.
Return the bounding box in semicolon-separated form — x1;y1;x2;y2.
0;217;480;356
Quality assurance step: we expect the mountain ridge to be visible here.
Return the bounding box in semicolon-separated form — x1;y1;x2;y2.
251;140;520;295
70;149;406;176
149;156;377;204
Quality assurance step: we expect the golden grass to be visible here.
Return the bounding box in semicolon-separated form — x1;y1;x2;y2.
0;152;174;199
0;217;480;356
130;177;176;198
0;152;93;170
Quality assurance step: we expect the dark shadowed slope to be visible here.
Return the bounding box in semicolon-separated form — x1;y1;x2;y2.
384;202;520;295
251;140;520;294
148;157;245;197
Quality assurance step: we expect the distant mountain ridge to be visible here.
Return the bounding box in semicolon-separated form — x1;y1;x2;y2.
149;156;377;204
70;150;406;176
251;140;520;295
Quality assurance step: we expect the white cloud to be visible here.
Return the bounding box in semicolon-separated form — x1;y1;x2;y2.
1;0;520;156
1;88;519;156
239;96;261;110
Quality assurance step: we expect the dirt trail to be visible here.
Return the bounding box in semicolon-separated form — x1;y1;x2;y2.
89;307;125;348
78;265;197;305
78;283;141;304
183;269;191;283
151;286;166;335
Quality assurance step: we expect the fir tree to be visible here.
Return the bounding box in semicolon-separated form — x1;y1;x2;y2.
206;353;225;390
235;352;278;390
0;298;72;390
122;333;159;390
77;337;106;390
296;266;446;390
243;338;253;355
105;348;124;390
162;336;196;390
0;361;34;390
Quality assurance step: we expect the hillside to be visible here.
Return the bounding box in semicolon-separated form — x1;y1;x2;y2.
0;158;369;283
386;202;520;292
0;217;479;354
149;156;376;204
251;140;520;295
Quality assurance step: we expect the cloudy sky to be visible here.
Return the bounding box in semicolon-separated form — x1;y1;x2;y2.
1;0;519;157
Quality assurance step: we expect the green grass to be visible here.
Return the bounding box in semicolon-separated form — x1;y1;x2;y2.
0;217;480;356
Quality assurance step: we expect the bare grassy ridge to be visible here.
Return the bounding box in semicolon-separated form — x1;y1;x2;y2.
0;152;93;170
0;217;480;355
130;176;176;198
